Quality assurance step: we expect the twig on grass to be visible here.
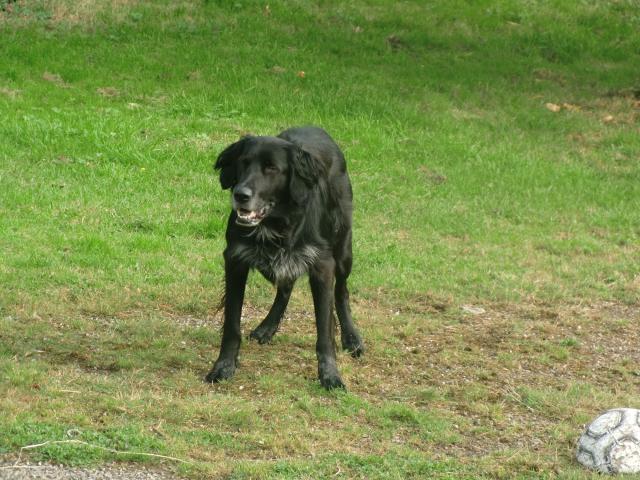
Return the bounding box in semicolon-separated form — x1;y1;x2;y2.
501;385;536;413
0;465;53;470
17;439;193;465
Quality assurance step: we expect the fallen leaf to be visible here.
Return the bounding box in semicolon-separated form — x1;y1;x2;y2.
386;34;406;51
418;166;447;185
602;114;614;123
0;87;20;98
43;72;68;87
562;103;581;111
296;71;306;78
97;87;120;97
545;102;561;112
269;65;287;74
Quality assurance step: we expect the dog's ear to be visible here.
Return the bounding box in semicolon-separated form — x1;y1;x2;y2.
289;145;328;205
214;136;252;190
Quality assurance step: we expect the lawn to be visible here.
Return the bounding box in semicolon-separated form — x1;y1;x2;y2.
1;0;639;478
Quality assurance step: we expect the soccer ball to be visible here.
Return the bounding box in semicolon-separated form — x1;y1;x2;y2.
576;408;640;474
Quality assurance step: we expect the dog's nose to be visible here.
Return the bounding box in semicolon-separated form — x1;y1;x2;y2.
233;186;252;204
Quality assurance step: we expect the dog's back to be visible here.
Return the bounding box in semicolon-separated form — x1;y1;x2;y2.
278;126;349;181
279;126;353;227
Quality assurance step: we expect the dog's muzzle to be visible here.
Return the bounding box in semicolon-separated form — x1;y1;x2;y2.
235;206;270;227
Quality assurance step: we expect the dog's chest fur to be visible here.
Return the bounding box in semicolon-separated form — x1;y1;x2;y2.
228;236;320;285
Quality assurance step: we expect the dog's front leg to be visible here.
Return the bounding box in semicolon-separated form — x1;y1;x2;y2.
205;252;249;383
309;257;345;390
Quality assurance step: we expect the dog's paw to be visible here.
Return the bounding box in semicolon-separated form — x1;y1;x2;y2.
341;332;364;358
318;360;346;390
204;359;236;383
320;373;346;390
249;323;278;344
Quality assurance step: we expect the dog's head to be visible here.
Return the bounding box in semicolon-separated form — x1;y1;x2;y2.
214;135;327;227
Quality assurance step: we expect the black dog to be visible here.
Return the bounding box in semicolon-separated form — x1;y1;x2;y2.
205;126;364;389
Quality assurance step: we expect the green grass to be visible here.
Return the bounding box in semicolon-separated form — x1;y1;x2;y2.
1;0;640;478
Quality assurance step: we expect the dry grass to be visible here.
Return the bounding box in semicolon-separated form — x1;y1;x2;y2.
46;0;138;25
0;0;139;25
0;86;21;98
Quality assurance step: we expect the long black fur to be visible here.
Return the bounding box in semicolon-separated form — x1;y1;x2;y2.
205;126;364;390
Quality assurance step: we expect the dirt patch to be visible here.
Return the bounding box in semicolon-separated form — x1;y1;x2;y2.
0;455;177;480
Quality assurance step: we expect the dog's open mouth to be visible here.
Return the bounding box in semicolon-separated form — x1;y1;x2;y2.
236;206;270;227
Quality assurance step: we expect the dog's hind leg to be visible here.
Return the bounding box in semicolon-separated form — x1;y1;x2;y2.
334;229;364;357
249;281;294;344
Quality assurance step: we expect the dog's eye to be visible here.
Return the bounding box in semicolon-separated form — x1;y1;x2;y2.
264;164;279;174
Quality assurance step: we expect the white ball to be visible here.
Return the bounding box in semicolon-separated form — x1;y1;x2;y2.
577;408;640;474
